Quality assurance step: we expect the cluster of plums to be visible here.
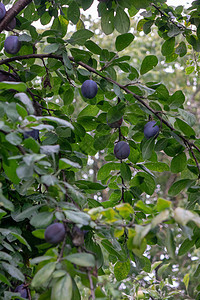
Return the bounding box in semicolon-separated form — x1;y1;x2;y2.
81;80;160;161
0;3;20;54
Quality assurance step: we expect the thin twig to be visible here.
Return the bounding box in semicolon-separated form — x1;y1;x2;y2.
88;271;95;300
100;54;119;71
151;3;194;32
57;227;67;263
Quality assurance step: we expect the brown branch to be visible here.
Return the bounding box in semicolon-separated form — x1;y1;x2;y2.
57;227;67;263
0;0;33;33
151;3;194;33
88;271;95;300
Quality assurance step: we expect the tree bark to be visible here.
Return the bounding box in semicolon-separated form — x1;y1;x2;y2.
0;0;32;33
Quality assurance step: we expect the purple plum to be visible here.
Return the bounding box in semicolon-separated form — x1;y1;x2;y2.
81;80;98;99
114;141;130;160
14;284;28;299
4;35;21;54
23;129;39;140
44;223;66;244
0;3;6;21
144;121;159;139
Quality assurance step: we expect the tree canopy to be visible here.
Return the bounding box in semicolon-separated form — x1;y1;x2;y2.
1;0;200;299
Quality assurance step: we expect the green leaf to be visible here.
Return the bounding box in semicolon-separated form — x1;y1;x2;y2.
156;198;171;212
0;273;11;286
168;179;194;196
175;41;187;57
65;253;95;267
64;210;91;226
32;116;74;129
94;134;111;150
67;1;80;24
59;158;81;169
140;55;158;75
6;132;22;145
107;102;125;124
85;40;101;55
3;160;20;185
144;162;169;172
30;212;54;228
171;152;187;173
31;262;56;288
115;203;134;218
175;118;195;137
141;137;155;160
114;260;130;281
2;262;25;281
97;163;120;181
115;33;134;52
174;207;200;227
51;274;73;300
0;192;14;211
114;7;130;34
185;66;195;75
130;172;155;195
170;90;185;109
183;273;190;291
178;238;196;256
157;263;170;277
30;256;55;265
15;93;35;114
133;0;151;9
161;38;175;56
101;10;114;35
68;29;94;46
166;229;176;259
178;108;196;127
0;81;27;92
43;44;59;53
120;162;131;181
81;0;93;10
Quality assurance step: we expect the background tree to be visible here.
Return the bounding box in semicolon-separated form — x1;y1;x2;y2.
1;0;200;299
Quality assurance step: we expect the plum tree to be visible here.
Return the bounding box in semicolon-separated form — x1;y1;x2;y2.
14;284;28;299
0;3;6;20
144;121;159;139
114;141;130;159
107;117;123;128
81;80;98;99
23;129;39;140
4;35;21;54
44;223;66;244
6;18;16;31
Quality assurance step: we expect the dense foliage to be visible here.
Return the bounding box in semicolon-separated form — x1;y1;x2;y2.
1;0;200;299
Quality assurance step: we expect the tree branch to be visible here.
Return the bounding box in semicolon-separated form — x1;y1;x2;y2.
0;0;33;33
